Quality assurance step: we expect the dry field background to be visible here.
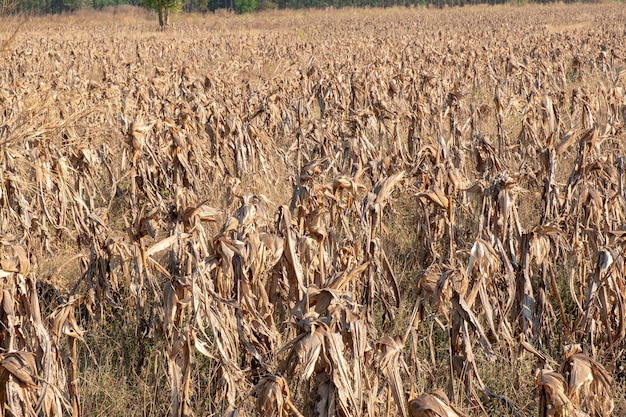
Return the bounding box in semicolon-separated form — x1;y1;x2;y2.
1;3;626;416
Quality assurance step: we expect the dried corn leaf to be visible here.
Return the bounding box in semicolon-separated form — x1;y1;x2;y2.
376;335;408;417
252;375;303;417
536;369;573;417
0;352;38;388
409;391;467;417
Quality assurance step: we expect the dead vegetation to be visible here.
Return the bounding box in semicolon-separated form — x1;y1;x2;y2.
1;4;626;417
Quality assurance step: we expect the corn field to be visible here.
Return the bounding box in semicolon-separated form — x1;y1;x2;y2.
1;4;626;416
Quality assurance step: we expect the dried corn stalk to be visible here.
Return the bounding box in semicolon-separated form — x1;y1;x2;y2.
0;237;72;416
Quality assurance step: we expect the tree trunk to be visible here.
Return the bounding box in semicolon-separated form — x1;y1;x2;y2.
158;6;169;28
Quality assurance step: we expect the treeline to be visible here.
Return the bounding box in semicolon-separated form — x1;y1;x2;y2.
4;0;596;19
204;0;589;11
11;0;143;14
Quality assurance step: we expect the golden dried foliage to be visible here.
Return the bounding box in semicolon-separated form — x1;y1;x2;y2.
2;4;626;417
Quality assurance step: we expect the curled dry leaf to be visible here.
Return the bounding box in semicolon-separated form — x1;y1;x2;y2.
408;391;467;417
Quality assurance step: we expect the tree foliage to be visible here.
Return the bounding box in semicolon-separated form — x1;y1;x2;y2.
144;0;181;26
234;0;256;12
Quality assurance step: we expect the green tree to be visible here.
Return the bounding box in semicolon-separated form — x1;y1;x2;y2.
64;0;89;11
234;0;256;13
145;0;180;27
